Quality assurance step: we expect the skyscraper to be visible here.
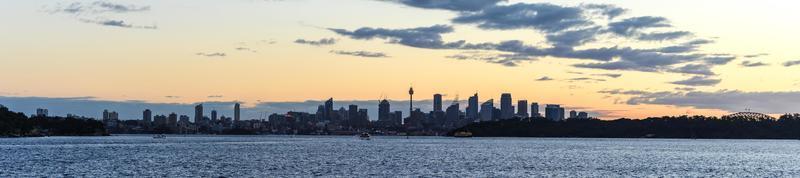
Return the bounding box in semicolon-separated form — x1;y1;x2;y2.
569;110;577;119
433;93;443;112
466;93;479;119
194;104;203;123
35;108;48;117
531;102;540;117
211;110;218;121
480;99;494;122
500;93;513;119
545;104;564;121
517;100;528;117
324;98;333;121
378;99;390;121
348;104;359;121
445;103;460;123
143;109;152;124
234;103;241;123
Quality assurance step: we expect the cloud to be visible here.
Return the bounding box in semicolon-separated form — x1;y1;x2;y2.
392;0;505;11
637;31;691;41
196;52;226;57
567;77;606;82
52;1;150;14
234;47;257;53
702;55;737;65
625;90;800;114
608;16;671;36
451;3;590;32
208;95;224;98
591;73;622;78
294;38;337;46
580;4;627;19
536;76;554;81
80;19;157;29
668;64;715;76
669;76;721;86
165;96;180;98
330;50;389;58
674;87;696;91
545;27;602;48
740;61;769;67
446;52;534;66
743;53;768;58
783;60;800;67
329;25;469;49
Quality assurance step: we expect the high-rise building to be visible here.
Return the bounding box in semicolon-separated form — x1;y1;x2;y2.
480;99;494;122
500;93;513;119
143;109;152;124
578;112;589;119
569;110;577;119
194;104;203;123
103;109;110;120
35;108;48;117
168;113;178;126
517;100;528;117
545;104;565;121
378;99;391;121
324;98;333;121
433;94;443;112
211;110;217;121
407;87;414;125
466;93;479;119
348;105;359;121
531;102;540;117
445;103;460;123
234;103;241;123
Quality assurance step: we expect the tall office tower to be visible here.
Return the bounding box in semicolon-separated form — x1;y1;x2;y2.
194;104;203;123
168;113;178;126
103;110;110;120
408;87;414;125
143;109;152;124
348;105;359;121
445;103;460;123
480;99;494;122
433;93;443;112
234;103;241;123
569;110;577;119
531;103;540;117
466;93;479;119
545;104;564;121
324;98;333;121
500;93;513;119
211;110;218;121
517;100;528;117
35;108;48;117
379;99;391;121
578;112;589;119
393;111;403;126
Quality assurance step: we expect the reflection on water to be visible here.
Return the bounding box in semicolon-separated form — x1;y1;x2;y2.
2;135;799;177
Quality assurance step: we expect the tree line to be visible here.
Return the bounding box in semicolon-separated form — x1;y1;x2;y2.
0;106;108;137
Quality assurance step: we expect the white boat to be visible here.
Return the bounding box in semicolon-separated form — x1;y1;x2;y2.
153;134;166;139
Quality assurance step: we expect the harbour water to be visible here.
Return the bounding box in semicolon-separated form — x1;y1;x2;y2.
2;135;800;177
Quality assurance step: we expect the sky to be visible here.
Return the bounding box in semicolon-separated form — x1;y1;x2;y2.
2;0;800;120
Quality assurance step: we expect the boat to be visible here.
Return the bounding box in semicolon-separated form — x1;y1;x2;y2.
153;134;166;139
358;132;371;140
453;131;473;138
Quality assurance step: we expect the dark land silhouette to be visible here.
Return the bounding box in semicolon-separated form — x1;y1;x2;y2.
450;114;800;139
0;106;107;137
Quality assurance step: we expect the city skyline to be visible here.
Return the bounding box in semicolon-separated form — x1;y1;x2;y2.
3;0;800;120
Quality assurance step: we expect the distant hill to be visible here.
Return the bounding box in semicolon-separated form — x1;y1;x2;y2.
450;115;800;139
0;106;108;137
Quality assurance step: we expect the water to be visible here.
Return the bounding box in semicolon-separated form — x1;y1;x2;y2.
2;135;800;177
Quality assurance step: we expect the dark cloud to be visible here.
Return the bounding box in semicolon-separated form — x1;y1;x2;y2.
452;3;590;32
740;61;769;67
598;89;651;95
567;77;606;82
674;87;696;91
446;52;534;66
669;76;721;86
393;0;505;11
668;64;715;76
743;53;768;58
581;4;627;19
625;90;800;114
702;55;737;65
196;52;226;57
545;27;602;48
637;31;691;41
294;38;337;46
536;76;554;81
330;50;389;58
53;1;150;14
608;16;671;36
79;19;157;29
591;73;622;78
329;25;467;49
783;60;800;67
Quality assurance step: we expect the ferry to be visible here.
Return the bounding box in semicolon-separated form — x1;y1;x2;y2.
358;132;371;140
453;131;473;138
